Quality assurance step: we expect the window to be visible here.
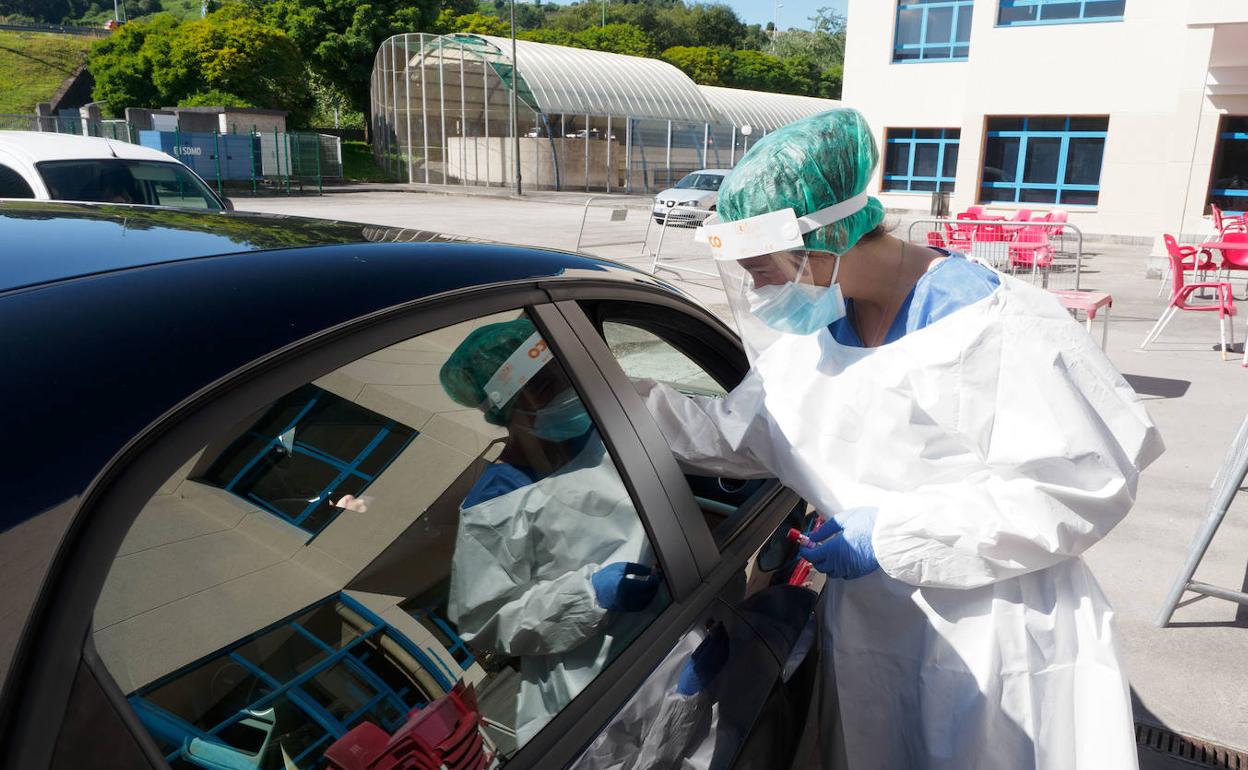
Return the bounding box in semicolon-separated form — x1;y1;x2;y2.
674;173;724;192
597;314;774;546
0;163;33;198
36;159;223;209
883;128;960;193
1209;116;1248;215
998;0;1125;26
93;309;670;767
198;384;417;537
894;0;973;63
981;116;1108;206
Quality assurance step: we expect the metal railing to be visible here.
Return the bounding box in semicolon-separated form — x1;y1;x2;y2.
907;217;1085;291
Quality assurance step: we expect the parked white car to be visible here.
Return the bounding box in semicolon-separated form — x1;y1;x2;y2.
0;131;230;210
651;168;729;227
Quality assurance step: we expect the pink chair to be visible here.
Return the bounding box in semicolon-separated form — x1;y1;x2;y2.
1142;234;1237;358
1003;209;1032;238
945;213;978;249
1213;204;1248;235
1007;225;1053;271
964;205;986;219
926;231;947;249
1213;231;1248;298
1157;233;1218;297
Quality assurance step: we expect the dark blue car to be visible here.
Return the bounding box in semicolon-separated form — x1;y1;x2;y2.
0;201;818;770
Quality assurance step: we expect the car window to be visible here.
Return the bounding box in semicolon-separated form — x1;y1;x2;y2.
37;159;221;210
673;173;723;192
599;318;774;546
92;309;670;768
0;162;34;198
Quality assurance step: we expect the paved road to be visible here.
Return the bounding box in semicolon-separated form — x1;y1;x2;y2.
238;190;1248;764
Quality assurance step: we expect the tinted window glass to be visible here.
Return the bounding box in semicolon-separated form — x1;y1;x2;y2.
37;159;221;209
599;318;773;546
0;163;33;198
1209;115;1248;214
94;310;670;767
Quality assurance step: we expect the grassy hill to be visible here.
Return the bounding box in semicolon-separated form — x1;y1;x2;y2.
0;30;92;114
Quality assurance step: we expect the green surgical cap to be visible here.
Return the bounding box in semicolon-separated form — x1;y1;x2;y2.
718;108;885;255
440;317;539;426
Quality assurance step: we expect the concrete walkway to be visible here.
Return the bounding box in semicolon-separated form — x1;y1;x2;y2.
236;190;1248;765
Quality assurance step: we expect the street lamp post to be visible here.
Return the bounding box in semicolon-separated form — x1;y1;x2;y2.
510;0;523;196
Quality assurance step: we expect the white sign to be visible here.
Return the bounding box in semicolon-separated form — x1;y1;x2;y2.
175;146;202;157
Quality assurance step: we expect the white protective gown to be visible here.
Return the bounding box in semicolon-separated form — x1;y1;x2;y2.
447;434;658;745
638;276;1163;770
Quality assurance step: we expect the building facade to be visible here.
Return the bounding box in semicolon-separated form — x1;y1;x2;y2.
844;0;1248;244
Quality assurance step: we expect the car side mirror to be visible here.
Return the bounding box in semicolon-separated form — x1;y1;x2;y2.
221;197;234;211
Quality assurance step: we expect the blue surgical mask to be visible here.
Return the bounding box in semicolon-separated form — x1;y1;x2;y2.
747;280;847;335
531;389;593;442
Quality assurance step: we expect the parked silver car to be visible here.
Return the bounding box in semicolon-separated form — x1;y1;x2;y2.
652;169;729;227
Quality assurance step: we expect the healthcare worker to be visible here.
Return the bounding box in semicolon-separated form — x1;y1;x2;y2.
441;318;664;747
636;108;1163;769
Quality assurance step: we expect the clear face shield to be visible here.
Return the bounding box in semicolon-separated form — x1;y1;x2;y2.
696;193;869;362
480;331;593;443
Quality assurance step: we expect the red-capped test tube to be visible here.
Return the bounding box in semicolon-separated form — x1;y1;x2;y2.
786;527;812;548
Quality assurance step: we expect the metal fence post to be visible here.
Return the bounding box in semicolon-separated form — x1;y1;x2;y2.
213;129;223;195
316;135;323;196
250;125;257;196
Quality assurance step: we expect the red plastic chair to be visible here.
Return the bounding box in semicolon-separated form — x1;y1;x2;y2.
1157;233;1217;297
326;684;490;770
945;213;978;249
964;205;986;219
926;231;947;249
1142;234;1237;358
1213;204;1248;235
1007;224;1053;271
1003;208;1032;238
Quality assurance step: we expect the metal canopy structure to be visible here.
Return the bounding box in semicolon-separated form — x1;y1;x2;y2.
371;33;839;193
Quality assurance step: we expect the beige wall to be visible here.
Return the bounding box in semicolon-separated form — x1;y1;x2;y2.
844;0;1248;251
93;320;511;694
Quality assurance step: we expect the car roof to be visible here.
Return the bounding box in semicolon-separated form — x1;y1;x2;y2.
0;202;683;526
0;131;177;164
690;169;730;176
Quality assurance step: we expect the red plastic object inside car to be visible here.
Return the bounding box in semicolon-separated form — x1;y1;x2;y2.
326;682;490;770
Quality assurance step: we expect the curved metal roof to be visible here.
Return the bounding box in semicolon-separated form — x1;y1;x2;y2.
698;85;839;133
473;35;717;123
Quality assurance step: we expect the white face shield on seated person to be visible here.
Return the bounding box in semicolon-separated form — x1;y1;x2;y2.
695;192;870;360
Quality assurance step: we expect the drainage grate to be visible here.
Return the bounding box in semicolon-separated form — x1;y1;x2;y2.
1137;722;1248;769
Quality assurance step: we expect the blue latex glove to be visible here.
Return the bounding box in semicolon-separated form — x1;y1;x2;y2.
592;562;661;612
677;623;730;696
799;507;880;580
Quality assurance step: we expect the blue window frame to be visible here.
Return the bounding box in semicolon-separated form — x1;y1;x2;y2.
199;384;416;536
980;116;1108;206
894;0;973;63
1209;116;1248;216
998;0;1125;27
883;128;960;192
128;593;455;769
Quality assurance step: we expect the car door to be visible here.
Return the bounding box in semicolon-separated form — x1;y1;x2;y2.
541;286;822;770
0;287;738;770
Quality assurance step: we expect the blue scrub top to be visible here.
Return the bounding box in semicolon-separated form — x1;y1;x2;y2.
462;430;596;508
829;251;999;347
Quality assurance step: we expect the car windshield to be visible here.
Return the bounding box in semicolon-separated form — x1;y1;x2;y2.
37;159;222;210
674;173;723;191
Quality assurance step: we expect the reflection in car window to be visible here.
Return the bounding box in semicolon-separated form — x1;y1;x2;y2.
93;310;669;768
673;173;724;192
37;159;221;209
600;320;770;545
0;163;33;198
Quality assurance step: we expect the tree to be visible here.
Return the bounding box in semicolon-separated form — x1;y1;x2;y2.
660;45;729;86
724;49;794;92
519;28;578;47
262;0;442;116
158;7;312;122
575;23;655;57
88;12;179;116
436;11;510;35
89;8;312;123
